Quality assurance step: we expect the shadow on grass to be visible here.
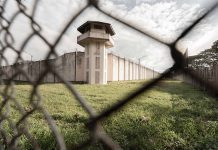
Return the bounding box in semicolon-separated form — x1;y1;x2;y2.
104;104;218;149
155;81;218;121
101;81;218;149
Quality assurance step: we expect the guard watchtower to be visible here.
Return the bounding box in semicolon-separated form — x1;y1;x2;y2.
77;21;115;84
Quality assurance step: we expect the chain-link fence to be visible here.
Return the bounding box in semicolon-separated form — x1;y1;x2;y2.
0;0;218;149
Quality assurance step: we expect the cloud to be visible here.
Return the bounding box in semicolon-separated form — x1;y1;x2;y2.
177;7;218;55
99;0;218;56
178;26;218;56
1;0;87;61
2;48;31;66
99;1;204;43
72;7;174;72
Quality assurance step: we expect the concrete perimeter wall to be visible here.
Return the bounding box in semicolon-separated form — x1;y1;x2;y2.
0;52;160;83
107;53;160;81
0;52;85;83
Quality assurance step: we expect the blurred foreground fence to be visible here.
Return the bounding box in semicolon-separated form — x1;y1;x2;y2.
0;0;218;149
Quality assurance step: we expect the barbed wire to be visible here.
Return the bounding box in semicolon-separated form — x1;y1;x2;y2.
0;0;217;149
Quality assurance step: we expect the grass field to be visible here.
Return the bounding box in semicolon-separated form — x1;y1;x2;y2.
1;80;218;149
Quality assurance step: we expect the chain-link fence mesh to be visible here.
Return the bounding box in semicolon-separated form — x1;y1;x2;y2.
0;0;218;149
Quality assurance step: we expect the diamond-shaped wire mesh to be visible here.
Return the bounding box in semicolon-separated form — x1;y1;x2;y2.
0;0;218;149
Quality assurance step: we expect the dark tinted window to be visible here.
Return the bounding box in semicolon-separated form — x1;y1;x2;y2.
94;24;103;29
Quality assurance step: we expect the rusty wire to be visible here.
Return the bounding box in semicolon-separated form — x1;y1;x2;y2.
0;0;218;149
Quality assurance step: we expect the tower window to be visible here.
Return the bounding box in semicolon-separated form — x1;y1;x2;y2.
86;72;89;82
95;71;100;83
85;26;90;32
94;24;103;29
77;58;82;66
96;42;100;54
86;58;89;69
95;57;100;69
87;48;89;55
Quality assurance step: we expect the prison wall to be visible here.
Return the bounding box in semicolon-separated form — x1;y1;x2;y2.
0;52;85;83
146;68;154;80
119;57;125;81
1;52;160;83
124;59;129;80
107;53;160;82
107;53;113;81
75;52;85;81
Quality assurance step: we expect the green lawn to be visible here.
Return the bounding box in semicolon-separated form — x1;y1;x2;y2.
1;80;218;149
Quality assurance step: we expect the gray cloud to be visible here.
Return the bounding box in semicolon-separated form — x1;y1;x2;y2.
99;0;204;43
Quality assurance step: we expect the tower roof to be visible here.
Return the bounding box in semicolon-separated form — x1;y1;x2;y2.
77;21;115;36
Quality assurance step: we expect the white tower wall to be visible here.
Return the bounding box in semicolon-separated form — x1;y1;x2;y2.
84;41;107;84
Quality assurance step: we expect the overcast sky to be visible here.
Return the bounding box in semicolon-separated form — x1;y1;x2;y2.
1;0;218;72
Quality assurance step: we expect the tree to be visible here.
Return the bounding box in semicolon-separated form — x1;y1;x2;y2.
188;40;218;70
